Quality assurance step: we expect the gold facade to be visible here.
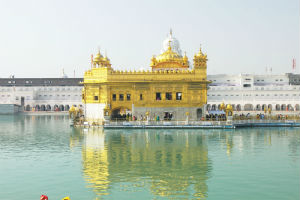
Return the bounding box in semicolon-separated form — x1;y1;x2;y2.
82;33;209;122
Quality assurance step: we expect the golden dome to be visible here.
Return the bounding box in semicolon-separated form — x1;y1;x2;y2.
92;49;112;68
156;45;182;62
226;104;233;110
93;50;103;62
150;33;189;70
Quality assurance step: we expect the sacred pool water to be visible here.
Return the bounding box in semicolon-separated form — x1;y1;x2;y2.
0;115;299;200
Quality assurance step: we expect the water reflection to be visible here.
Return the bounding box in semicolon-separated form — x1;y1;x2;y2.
79;128;212;199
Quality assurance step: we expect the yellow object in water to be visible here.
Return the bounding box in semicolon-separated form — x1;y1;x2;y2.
62;197;70;200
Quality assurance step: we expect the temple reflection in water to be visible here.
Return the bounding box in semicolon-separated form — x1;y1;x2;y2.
78;128;212;199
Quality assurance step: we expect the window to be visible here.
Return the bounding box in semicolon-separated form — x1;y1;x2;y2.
94;96;98;100
112;94;116;101
166;92;172;100
127;94;131;101
156;93;161;100
176;92;182;100
243;84;251;87
119;94;124;101
140;94;143;100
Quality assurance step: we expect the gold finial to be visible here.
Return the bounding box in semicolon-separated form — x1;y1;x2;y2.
168;40;172;50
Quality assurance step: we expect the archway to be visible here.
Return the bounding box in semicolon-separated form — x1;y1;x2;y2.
217;104;221;110
211;104;217;111
54;104;59;111
111;107;131;120
25;105;31;111
46;105;51;111
268;104;272;110
41;105;46;111
197;108;203;120
206;104;211;111
231;104;236;111
262;104;267;111
59;105;65;111
281;104;286;111
65;105;70;111
255;104;261;111
244;104;253;111
295;104;300;111
287;104;293;111
275;104;280;111
236;104;241;111
35;105;40;111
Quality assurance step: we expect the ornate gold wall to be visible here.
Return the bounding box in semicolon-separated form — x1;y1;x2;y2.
82;33;209;122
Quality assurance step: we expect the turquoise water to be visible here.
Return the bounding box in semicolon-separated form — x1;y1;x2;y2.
0;115;299;200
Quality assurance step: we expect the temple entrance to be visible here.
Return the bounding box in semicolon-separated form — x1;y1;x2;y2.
197;108;202;120
164;112;173;121
111;107;131;121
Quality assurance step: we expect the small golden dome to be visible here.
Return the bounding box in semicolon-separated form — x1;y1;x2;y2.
93;50;103;62
226;104;233;109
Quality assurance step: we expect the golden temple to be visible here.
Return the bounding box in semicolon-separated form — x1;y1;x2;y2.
82;31;209;123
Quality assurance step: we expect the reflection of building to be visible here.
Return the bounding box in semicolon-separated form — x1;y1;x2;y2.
80;129;211;199
207;73;300;112
82;130;109;196
82;31;209;122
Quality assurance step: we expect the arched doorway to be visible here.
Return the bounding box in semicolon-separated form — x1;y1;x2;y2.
262;104;267;111
65;105;70;111
206;104;211;111
268;104;272;110
46;105;51;111
244;104;253;111
41;105;46;111
111;107;131;120
217;104;221;110
59;105;65;111
197;108;203;120
25;105;31;111
35;105;40;111
256;104;261;111
54;104;59;111
211;104;217;111
275;104;280;111
281;104;286;111
287;104;293;111
295;104;300;111
231;104;236;111
236;104;241;111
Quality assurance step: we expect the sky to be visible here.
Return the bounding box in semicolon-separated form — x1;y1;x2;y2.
0;0;299;78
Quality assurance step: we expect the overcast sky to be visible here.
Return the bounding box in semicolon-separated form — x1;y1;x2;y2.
0;0;299;78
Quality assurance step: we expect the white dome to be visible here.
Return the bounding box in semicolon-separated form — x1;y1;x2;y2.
160;31;182;56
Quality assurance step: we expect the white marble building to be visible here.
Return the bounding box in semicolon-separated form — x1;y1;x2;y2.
0;78;83;111
1;73;299;113
207;73;300;112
